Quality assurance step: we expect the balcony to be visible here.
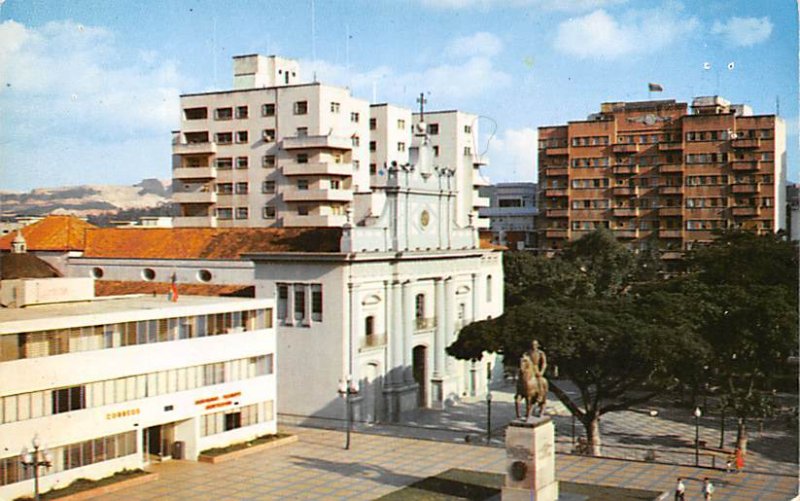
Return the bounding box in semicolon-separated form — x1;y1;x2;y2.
613;143;639;153
612;165;638;175
546;229;568;239
659;164;684;173
415;317;437;331
658;142;683;151
662;251;684;260
173;216;217;228
545;189;568;197
732;207;760;216
473;195;491;208
546;209;569;218
732;184;758;194
173;166;217;180
473;174;492;187
282;214;348;227
612;208;638;217
658;207;683;217
614;230;637;239
731;137;760;149
173;142;217;155
659;230;682;239
472;154;490;166
612;186;637;196
282;134;352;150
282;162;354;177
659;186;683;195
359;333;387;351
544;167;569;177
545;146;568;156
283;188;354;203
731;160;760;171
172;191;217;204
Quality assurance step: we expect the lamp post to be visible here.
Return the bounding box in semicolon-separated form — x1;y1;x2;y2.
486;391;493;443
694;407;702;467
20;434;52;501
338;375;358;450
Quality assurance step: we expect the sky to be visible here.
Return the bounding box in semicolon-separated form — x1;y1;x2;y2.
0;0;797;192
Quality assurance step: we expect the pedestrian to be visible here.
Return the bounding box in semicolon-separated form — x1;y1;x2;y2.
735;448;745;472
674;477;685;500
702;477;715;500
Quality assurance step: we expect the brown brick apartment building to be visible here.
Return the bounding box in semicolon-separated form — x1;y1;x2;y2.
538;96;786;255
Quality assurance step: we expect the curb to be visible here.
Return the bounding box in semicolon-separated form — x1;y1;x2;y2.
198;435;298;464
49;472;158;501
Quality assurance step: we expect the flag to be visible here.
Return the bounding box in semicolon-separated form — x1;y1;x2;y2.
169;273;179;302
648;83;663;92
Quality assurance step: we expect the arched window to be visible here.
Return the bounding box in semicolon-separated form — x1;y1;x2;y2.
486;275;493;302
365;316;375;337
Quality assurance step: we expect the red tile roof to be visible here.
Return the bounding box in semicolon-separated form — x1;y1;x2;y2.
95;280;255;298
83;227;343;259
0;216;96;252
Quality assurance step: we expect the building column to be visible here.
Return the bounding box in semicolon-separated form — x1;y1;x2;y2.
390;281;404;385
304;284;312;327
286;284;295;326
444;277;456;374
347;283;359;379
402;280;414;383
471;273;479;323
434;278;446;377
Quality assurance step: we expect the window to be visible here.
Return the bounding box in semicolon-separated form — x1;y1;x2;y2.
262;155;275;168
235;182;248;194
330;102;340;113
261;103;275;117
142;268;156;281
415;294;425;320
262;180;275;193
294;101;308;115
197;270;212;282
262;129;276;142
236;156;248;169
297;153;309;164
216;157;233;169
353;160;360;170
235;106;248;119
369;118;377;130
224;411;242;431
184;107;207;120
236;207;249;219
464;146;472;155
352;135;360;147
464;125;472;133
330;179;341;189
294;288;306;321
236;131;249;143
91;267;104;279
486;275;493;302
277;285;288;320
297;179;309;190
52;386;85;414
215;132;232;144
428;123;439;135
214;107;232;120
397;142;406;152
350;112;360;123
369;141;376;152
365;316;375;337
433;145;439;156
296;127;308;137
263;205;276;219
217;208;233;220
398;119;406;130
369;163;377;175
217;183;233;194
297;205;309;216
311;285;322;321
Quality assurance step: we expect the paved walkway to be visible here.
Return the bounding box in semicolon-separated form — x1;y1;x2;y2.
95;427;797;500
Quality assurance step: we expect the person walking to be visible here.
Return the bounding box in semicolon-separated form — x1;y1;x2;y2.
702;477;715;500
735;448;745;473
674;477;686;500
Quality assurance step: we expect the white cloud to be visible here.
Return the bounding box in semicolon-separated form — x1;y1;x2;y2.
485;127;538;183
554;5;699;60
711;16;773;47
303;32;511;106
445;32;503;58
420;0;627;12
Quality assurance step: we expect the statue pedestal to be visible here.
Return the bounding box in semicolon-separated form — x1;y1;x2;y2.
502;417;558;501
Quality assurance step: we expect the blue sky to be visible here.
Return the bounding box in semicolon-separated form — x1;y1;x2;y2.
0;0;797;191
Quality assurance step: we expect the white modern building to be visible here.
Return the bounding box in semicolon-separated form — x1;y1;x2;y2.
0;276;276;499
479;182;539;250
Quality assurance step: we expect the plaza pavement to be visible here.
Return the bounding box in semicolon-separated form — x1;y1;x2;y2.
92;381;798;500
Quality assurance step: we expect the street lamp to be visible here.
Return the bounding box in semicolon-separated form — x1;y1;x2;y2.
694;407;702;467
20;434;52;501
486;391;493;443
338;375;358;450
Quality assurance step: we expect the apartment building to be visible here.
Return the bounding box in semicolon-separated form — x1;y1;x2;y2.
0;275;276;499
538;96;786;253
173;54;370;228
479;182;538;250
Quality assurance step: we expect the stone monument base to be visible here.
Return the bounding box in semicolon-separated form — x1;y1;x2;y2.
502;417;558;501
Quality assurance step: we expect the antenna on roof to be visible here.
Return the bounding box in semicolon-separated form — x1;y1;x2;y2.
311;0;317;83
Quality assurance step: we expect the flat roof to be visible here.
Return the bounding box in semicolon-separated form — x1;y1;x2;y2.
0;294;271;333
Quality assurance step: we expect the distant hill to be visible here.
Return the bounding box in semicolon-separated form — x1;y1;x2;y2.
0;179;172;217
